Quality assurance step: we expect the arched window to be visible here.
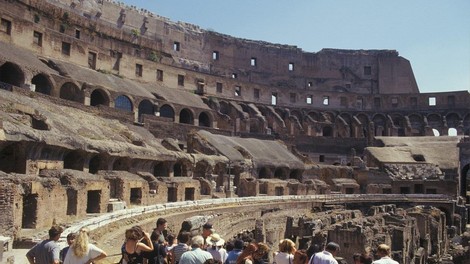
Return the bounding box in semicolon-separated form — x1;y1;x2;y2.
0;62;25;87
90;89;109;106
179;108;193;124
32;74;53;95
198;112;211;127
159;105;175;121
138;100;154;122
114;95;133;112
60;82;82;103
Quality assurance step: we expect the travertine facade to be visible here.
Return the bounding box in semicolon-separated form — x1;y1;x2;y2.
0;0;469;263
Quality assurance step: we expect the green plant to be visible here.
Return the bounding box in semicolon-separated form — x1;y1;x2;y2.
131;29;140;37
148;51;160;62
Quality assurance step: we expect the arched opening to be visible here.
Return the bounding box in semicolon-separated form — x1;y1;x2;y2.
373;115;387;136
322;126;333;137
289;169;303;181
0;62;25;87
138;100;154;122
60;82;82;103
90;89;109;106
274;167;288;180
0;144;26;173
159;104;175;121
89;155;103;174
259;167;270;179
32;74;53;95
427;114;443;133
194;160;211;178
391;115;405;136
113;157;131;171
63;150;85;171
114;95;133;112
179;108;193;124
173;161;188;177
153;162;169;177
198;112;211;127
408;114;424;136
249;118;261;133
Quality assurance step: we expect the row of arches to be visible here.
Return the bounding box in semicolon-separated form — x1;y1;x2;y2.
0;61;214;128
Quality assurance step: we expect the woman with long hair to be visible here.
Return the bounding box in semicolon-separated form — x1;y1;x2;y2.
64;227;107;264
121;225;154;264
274;239;296;264
236;243;258;264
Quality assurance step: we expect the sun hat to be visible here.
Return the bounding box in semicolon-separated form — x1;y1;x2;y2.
206;233;225;247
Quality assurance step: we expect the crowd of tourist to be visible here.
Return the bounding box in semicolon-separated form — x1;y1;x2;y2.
25;220;398;264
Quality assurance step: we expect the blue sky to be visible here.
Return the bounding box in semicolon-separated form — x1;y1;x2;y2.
121;0;470;93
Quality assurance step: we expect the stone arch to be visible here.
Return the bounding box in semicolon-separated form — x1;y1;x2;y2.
113;157;131;171
289;169;303;181
90;88;110;106
194;160;211;178
138;99;154;122
219;100;231;115
174;159;190;177
198;111;212;127
322;126;333;137
249;118;262;133
31;73;53;95
60;82;82;103
307;111;321;122
290;110;303;123
114;95;133;112
408;114;424;136
159;104;175;121
89;154;106;174
390;114;406;136
0;143;26;173
427;113;443;135
153;161;170;177
179;108;194;125
338;113;353;137
322;111;336;123
0;62;25;87
63;150;86;171
274;167;289;180
258;167;270;179
446;112;461;128
372;114;387;136
355;113;370;138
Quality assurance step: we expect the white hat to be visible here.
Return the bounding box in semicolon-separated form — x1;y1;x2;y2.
206;233;225;247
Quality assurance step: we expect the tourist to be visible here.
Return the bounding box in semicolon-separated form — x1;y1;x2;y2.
26;225;64;264
293;249;308;264
371;244;398;264
206;233;228;263
121;226;154;264
202;223;214;248
274;239;296;264
179;235;213;264
170;231;192;264
60;232;77;263
155;218;169;243
63;227;107;264
143;230;167;264
252;243;269;264
308;242;340;264
225;239;243;264
237;243;270;264
166;233;178;264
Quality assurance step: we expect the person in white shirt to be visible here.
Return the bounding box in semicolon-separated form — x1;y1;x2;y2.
64;228;107;264
274;239;296;264
371;244;398;264
308;242;339;264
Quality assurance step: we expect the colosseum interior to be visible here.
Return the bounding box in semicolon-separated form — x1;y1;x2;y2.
0;1;469;263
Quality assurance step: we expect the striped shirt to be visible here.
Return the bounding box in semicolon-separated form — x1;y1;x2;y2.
172;243;191;263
